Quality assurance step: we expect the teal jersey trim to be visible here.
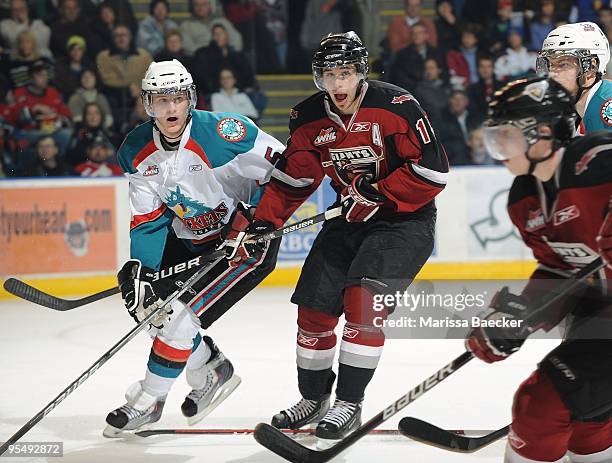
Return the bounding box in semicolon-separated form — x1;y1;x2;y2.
130;207;174;270
117;121;155;174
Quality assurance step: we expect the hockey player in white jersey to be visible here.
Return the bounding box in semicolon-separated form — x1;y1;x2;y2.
104;59;285;436
537;22;612;134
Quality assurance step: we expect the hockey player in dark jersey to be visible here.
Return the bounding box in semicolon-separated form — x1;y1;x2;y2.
466;76;612;462
224;31;449;443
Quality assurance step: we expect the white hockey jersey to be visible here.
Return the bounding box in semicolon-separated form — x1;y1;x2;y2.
117;110;285;270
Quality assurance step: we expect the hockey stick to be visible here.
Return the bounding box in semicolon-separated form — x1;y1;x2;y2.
135;427;404;437
2;206;342;311
397;257;606;452
397;419;509;452
1;250;226;311
0;255;224;457
253;257;606;463
253;351;474;463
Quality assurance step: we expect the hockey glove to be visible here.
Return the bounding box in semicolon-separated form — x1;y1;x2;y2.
221;202;274;268
117;260;169;329
596;196;612;269
465;287;529;363
340;173;386;222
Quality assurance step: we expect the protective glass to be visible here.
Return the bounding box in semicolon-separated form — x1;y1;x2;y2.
482;124;529;161
142;87;197;117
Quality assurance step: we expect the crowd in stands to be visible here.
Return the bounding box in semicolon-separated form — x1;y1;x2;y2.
0;0;610;178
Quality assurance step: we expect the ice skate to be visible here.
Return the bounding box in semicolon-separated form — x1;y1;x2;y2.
181;340;241;425
103;381;166;438
315;399;362;448
271;394;331;430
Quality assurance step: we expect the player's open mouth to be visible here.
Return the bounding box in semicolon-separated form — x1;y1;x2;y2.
167;117;178;122
334;94;348;103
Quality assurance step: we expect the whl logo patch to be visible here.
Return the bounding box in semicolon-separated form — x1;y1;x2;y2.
525;209;545;232
314;127;337;146
391;94;413;104
143;165;159;177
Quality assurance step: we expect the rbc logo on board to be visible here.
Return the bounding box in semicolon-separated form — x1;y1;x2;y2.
279;201;319;260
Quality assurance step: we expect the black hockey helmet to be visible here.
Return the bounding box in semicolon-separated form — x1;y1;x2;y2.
484;76;576;165
312;31;368;91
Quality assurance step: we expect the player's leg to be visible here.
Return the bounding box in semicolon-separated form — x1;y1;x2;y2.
505;369;572;462
176;238;281;424
567;419;612;462
316;214;435;442
271;217;356;429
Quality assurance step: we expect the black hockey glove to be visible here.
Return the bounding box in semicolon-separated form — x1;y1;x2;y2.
117;260;168;328
221;202;274;268
340;173;386;222
465;287;529;363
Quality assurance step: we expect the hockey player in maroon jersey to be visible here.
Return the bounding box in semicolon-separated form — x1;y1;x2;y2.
224;31;449;443
465;76;612;462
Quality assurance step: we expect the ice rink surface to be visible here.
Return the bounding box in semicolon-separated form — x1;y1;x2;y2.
0;287;562;462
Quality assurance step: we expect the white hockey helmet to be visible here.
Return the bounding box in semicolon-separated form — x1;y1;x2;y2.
141;59;197;117
537;22;610;76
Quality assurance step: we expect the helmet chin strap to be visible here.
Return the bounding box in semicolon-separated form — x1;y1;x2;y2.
524;135;555;175
153;113;192;142
574;69;600;102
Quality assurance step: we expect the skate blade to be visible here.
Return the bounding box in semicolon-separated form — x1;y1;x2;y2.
103;425;128;438
315;436;338;450
187;374;242;426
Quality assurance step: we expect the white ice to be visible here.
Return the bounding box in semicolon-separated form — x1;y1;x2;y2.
0;287;561;462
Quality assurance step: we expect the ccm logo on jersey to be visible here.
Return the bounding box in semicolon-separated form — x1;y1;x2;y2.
525;209;545;232
189;164;202;172
391;94;413;104
553;205;580;226
143;165;159;177
350;122;371;132
314;127;337;146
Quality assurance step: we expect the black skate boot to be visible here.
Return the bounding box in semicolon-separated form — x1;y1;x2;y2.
181;336;241;425
103;381;166;437
315;399;362;446
271;394;331;430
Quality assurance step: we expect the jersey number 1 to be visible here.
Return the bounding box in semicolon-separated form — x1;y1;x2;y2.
415;118;431;145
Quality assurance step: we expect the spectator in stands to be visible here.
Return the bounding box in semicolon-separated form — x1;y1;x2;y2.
180;0;242;56
390;22;444;92
438;89;482;165
192;23;255;95
66;102;112;166
211;67;258;119
527;0;556;51
87;1;138;60
0;0;51;57
413;57;451;126
154;29;192;70
466;55;501;119
460;0;497;29
486;0;524;56
68;70;113;130
49;0;90;59
494;29;536;81
54;35;94;99
7;30;52;89
136;0;178;57
254;0;288;70
597;6;612;34
9;61;72;154
446;25;480;89
21;134;73;177
387;0;437;53
435;0;461;57
74;133;121;177
96;23;151;129
120;97;148;135
467;127;495;165
299;0;343;58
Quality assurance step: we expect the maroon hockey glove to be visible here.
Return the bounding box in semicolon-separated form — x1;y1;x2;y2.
221;202;274;268
340;173;386;222
596;196;612;269
465;287;529;363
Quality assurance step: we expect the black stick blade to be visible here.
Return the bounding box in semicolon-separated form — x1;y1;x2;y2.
254;423;325;463
3;278;70;311
398;417;508;452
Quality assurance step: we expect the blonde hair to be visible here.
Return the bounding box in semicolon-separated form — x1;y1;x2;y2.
12;30;40;60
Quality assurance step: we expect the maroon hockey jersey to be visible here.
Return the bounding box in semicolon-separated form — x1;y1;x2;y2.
508;131;612;291
255;80;450;227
